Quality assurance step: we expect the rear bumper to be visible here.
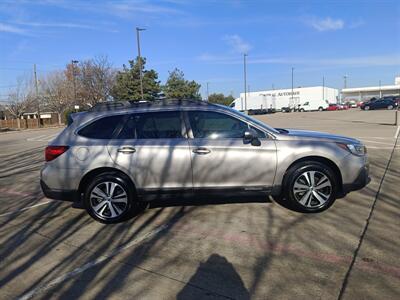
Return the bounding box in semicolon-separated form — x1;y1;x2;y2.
342;166;371;194
40;180;80;202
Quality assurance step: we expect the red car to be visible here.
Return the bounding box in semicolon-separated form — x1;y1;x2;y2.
327;104;339;111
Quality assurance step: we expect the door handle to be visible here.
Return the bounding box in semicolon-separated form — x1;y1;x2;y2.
117;146;136;154
192;147;211;155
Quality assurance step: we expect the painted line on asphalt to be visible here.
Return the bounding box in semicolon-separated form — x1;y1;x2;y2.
18;223;169;300
0;188;36;197
361;140;394;145
0;200;52;217
395;126;400;138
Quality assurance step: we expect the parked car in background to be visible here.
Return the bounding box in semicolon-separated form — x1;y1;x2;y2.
326;104;339;111
346;101;357;108
41;99;370;223
338;104;349;110
360;98;398;110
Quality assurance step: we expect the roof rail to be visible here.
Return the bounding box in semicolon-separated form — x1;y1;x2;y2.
89;99;214;112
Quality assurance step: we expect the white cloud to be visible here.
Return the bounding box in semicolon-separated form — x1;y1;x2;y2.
0;22;27;35
196;53;400;67
223;34;252;54
308;17;344;32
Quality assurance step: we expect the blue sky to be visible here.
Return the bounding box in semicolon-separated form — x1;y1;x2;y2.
1;0;400;100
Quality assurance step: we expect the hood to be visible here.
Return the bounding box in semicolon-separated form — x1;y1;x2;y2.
277;128;361;144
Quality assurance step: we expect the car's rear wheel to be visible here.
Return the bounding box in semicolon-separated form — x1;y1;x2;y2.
318;107;323;111
283;161;338;213
387;105;394;110
84;172;139;223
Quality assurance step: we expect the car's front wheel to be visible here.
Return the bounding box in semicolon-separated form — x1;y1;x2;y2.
283;161;338;213
83;172;138;223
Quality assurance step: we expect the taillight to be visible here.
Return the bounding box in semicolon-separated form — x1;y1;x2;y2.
45;146;69;162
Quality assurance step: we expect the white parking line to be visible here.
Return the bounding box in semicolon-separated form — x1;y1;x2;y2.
361;140;395;146
0;200;52;217
395;126;400;139
18;223;169;300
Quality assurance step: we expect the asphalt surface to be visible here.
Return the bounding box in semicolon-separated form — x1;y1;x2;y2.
0;110;399;299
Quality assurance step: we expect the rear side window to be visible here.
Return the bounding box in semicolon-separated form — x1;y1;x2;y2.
78;115;124;139
118;111;183;139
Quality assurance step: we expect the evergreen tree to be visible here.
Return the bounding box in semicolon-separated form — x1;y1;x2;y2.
163;68;201;100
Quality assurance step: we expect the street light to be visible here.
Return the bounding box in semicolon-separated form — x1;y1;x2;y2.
206;82;209;101
343;75;348;89
243;53;248;112
136;27;146;100
291;67;294;110
71;60;79;108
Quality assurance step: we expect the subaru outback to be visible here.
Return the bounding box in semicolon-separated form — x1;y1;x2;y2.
41;100;370;223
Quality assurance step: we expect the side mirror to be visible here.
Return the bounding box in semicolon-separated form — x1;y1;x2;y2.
243;130;254;142
243;129;261;146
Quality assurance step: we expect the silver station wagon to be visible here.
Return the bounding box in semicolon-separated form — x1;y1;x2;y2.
41;100;370;223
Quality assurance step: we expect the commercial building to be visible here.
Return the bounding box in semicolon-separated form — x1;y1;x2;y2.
231;86;339;112
342;76;400;102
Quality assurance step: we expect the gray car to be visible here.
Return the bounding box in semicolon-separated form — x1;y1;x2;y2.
41;100;370;223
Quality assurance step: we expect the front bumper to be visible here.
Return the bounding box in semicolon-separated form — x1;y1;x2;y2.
40;180;80;202
342;164;371;194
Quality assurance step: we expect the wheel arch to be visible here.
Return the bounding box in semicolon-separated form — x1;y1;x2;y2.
283;156;343;193
78;167;137;196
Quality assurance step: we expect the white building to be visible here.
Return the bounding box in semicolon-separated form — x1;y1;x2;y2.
231;86;339;112
341;76;400;102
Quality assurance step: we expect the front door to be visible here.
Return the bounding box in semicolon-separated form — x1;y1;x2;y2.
185;110;277;192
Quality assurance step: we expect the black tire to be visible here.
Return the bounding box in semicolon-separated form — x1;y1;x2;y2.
364;106;370;111
300;108;305;112
282;161;338;213
83;172;140;223
318;107;323;111
387;105;393;110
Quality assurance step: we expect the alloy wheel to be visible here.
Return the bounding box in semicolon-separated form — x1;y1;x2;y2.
292;171;332;208
89;181;128;219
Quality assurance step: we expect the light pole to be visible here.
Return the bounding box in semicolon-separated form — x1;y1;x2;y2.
343;75;347;89
322;76;325;103
291;67;294;110
379;80;382;98
136;27;146;100
71;60;79;108
206;82;209;101
243;53;248;112
33;64;40;127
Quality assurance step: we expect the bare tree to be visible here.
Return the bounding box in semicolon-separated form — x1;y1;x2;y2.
41;71;72;125
78;56;116;106
5;78;35;128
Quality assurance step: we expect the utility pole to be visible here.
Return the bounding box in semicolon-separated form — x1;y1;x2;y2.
343;75;347;89
379;80;382;98
291;67;294;110
206;82;209;101
33;64;40;128
136;27;146;100
322;76;325;103
243;53;248;112
71;60;79;109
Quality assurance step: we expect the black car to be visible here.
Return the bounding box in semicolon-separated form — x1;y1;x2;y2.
360;98;398;110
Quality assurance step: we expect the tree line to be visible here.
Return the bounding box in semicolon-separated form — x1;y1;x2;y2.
1;56;235;125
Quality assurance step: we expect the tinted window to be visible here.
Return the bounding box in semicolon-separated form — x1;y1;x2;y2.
78;115;124;139
118;111;183;139
189;111;260;139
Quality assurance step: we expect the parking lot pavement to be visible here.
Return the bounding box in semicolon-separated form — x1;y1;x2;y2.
0;110;399;299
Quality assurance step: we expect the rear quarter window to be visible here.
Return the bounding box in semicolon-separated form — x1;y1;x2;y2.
78;115;124;139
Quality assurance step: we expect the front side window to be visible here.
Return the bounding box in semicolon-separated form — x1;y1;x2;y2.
78;115;124;139
118;111;183;139
188;111;265;139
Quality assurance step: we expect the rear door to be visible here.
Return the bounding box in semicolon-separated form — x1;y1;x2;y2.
107;110;192;195
185;110;277;192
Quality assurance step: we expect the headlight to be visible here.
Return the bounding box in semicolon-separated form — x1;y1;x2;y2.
337;143;366;156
